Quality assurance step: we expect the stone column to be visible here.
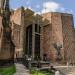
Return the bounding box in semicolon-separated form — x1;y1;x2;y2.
20;7;25;57
32;21;35;60
40;26;44;60
27;27;29;55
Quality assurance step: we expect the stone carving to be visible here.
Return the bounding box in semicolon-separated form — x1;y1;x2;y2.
53;42;62;61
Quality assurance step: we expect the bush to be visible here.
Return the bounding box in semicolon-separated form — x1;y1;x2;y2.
31;68;54;75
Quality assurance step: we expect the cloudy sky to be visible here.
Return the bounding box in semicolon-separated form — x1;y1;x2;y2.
10;0;75;25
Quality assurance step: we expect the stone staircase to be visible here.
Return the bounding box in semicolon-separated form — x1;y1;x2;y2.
54;66;75;75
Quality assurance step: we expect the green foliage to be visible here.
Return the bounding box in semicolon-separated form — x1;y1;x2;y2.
0;65;16;75
31;68;54;75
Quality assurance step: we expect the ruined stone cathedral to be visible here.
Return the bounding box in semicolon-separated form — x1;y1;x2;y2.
0;4;75;64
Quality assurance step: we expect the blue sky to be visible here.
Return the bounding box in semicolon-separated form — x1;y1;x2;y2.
10;0;75;26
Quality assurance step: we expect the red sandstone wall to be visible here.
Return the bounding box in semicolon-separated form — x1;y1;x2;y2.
0;16;2;38
61;14;75;63
0;15;15;60
43;25;51;55
11;8;22;25
51;13;64;61
0;16;2;49
12;24;21;49
42;12;75;63
42;12;63;61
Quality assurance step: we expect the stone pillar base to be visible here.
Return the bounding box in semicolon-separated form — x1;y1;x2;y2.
0;59;14;67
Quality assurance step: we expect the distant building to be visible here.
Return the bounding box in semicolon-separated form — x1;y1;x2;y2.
0;6;75;64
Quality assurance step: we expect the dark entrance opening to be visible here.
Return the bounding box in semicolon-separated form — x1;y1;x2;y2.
35;24;40;60
25;24;41;60
26;25;32;57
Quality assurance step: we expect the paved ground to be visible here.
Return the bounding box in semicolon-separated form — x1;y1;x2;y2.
13;63;30;75
13;63;75;75
54;66;75;75
67;71;75;75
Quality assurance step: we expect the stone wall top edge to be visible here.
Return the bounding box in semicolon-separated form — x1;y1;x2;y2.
42;12;73;16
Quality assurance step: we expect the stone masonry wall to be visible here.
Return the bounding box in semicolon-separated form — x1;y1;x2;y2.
51;12;64;61
42;12;64;61
61;14;75;63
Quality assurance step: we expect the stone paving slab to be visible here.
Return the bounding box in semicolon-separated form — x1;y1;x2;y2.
13;63;30;75
67;72;75;75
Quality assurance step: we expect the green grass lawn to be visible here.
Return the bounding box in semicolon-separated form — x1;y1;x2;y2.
31;68;54;75
0;65;16;75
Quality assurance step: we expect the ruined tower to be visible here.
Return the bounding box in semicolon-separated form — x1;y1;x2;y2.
0;0;5;8
0;0;15;67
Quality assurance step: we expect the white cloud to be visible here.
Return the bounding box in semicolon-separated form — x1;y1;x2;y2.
41;1;73;14
60;7;74;14
64;9;73;14
41;1;60;13
26;1;74;15
28;6;33;10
